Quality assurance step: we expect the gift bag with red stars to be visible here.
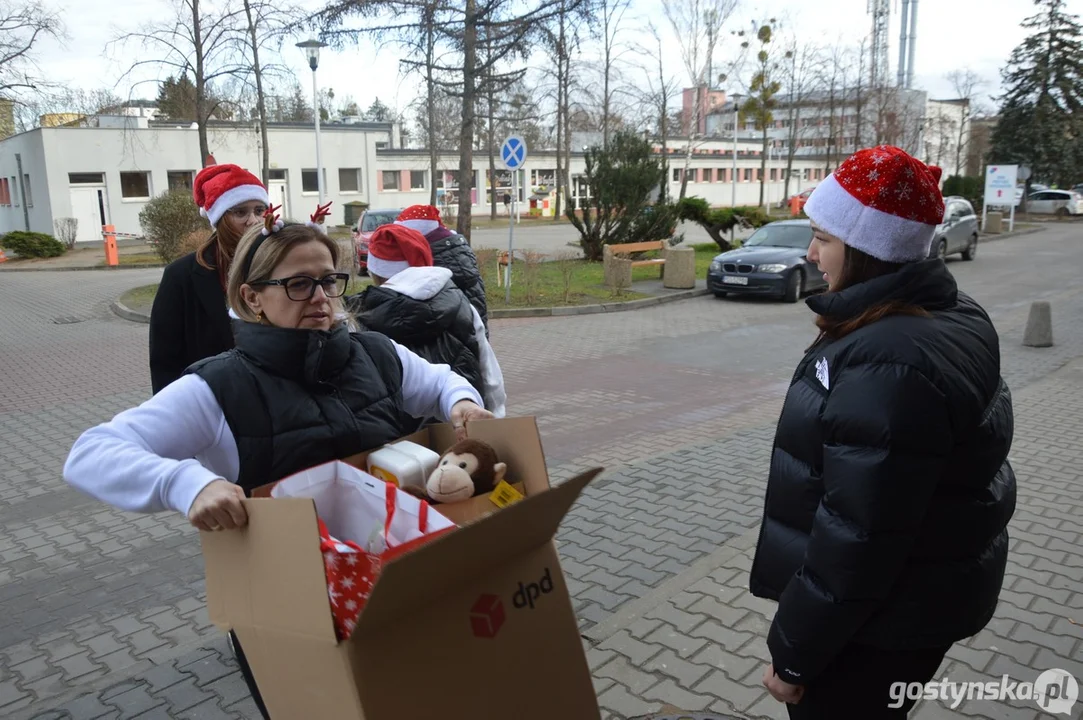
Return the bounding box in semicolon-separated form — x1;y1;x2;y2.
269;460;457;641
317;480;454;639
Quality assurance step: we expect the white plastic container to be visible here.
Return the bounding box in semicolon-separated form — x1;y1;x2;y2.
366;440;441;491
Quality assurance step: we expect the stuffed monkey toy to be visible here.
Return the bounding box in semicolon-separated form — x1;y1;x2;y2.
403;439;507;504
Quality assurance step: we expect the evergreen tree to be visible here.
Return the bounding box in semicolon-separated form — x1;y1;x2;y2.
989;0;1083;187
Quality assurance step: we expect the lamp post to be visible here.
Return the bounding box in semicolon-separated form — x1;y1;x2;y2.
730;93;742;209
296;38;328;204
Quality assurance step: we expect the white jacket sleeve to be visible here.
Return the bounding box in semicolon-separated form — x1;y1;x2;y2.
469;306;507;418
393;341;483;421
63;375;238;517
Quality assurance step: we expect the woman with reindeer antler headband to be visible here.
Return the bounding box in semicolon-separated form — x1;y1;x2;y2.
149;164;271;395
64;201;495;718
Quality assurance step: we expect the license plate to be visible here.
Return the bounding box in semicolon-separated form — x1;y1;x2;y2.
722;276;748;285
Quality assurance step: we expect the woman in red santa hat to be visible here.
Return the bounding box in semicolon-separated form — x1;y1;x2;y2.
747;145;1016;718
148;164;270;394
394;205;489;330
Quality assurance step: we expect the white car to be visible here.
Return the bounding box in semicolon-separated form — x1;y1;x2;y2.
1026;190;1082;217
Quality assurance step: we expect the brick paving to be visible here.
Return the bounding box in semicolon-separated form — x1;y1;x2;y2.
0;225;1081;718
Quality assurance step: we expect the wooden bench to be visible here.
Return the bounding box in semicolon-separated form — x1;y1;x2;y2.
603;240;667;288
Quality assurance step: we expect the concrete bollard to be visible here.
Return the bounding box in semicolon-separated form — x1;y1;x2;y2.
985;211;1003;234
1022;301;1053;347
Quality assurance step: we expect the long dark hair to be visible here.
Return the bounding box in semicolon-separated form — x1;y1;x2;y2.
810;244;930;348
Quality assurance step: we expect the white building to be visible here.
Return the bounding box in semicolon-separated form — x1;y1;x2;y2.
922;98;971;178
0;115;831;243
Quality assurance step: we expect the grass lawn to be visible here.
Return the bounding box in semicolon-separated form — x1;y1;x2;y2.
116;245;720;315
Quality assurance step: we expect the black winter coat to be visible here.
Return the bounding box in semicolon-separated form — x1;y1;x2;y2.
149;243;233;394
425;228;489;330
748;259;1016;686
349;280;484;398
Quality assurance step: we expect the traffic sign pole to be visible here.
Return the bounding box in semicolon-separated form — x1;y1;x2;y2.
505;171;516;303
499;135;528;305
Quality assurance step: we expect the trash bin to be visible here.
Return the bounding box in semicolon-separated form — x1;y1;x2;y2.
343;201;368;228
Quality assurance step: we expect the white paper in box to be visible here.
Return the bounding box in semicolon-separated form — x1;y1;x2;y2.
270;460;456;549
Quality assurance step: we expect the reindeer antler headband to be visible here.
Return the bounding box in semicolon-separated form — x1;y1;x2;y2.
238;201;334;283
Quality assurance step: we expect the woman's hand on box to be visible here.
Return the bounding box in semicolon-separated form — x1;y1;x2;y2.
449;400;494;441
188;480;248;531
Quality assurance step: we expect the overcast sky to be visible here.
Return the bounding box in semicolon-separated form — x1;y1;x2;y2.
33;0;1080;124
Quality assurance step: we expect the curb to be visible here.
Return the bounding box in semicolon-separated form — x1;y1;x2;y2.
111;299;151;324
489;288;710;319
979;225;1044;242
110;287;712;324
0;263;164;273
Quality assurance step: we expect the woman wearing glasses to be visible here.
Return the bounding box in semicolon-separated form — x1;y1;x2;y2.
66;211;492;528
65;212;494;719
149;164;270;394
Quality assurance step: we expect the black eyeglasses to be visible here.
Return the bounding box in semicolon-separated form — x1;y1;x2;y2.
249;273;350;301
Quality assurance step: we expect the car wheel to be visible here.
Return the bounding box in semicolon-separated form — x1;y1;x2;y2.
1056;207;1069;219
783;269;803;303
962;234;978;261
713;291;728;299
936;239;948;260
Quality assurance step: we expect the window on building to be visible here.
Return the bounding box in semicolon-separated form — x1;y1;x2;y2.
302;169;320;193
672;168;681;182
743;168;752;182
410;170;426;190
717;169;727;182
120;172;151;199
269;169;287;181
23;174;32;207
382;170;400;190
339;168;361;193
0;177;9;206
167;171;194;193
11;176;18;205
68;172;105;185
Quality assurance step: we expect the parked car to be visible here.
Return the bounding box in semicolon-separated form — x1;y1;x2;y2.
1026;189;1082;217
706;219;827;303
929;196;980;261
353;208;404;274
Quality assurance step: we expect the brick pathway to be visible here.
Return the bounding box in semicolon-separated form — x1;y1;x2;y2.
1;225;1080;719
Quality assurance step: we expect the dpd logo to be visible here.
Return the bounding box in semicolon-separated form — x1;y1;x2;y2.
469;594;505;638
513;567;554;609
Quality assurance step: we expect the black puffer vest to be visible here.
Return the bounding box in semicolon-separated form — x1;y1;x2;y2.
351;281;484;398
186;320;417;493
749;259;1016;684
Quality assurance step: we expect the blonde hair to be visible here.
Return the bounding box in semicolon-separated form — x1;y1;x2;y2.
227;223;349;324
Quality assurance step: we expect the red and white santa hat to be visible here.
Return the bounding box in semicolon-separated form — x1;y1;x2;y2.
193;164;269;227
367;224;434;278
803;145;945;263
394;204;444;236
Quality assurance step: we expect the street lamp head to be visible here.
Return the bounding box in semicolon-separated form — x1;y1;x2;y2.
296;38;327;71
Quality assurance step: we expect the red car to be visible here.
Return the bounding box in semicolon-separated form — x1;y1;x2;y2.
353;208;404;274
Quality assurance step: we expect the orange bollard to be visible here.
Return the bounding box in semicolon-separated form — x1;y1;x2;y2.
103;224;119;267
789;195;802;217
0;248;8;263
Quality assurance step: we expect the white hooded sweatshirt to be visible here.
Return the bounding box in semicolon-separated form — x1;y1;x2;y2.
370;266;506;418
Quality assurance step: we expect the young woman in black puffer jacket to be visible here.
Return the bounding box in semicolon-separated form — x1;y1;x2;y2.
749;145;1016;719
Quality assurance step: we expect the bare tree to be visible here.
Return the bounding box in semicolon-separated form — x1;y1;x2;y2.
779;38;820;201
13;88;126;133
639;21;681;203
662;0;741;200
947;68;984;177
0;2;63;96
598;0;631;149
109;0;248;167
738;20;787;208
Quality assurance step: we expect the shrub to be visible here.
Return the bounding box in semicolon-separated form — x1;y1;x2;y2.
0;231;66;258
53;218;79;249
139;190;208;264
942;175;983;209
676;198;770;251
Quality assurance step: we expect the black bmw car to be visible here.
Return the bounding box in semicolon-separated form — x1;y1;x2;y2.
706;219;827;303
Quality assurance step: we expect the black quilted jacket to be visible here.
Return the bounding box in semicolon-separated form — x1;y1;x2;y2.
425;227;489;330
749;259;1016;686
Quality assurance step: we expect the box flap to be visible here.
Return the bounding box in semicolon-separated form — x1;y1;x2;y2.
201;498;337;643
353;467;602;638
462;417;551;496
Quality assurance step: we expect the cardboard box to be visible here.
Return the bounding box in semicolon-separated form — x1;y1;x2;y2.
253;417;547;527
201;417;604;720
